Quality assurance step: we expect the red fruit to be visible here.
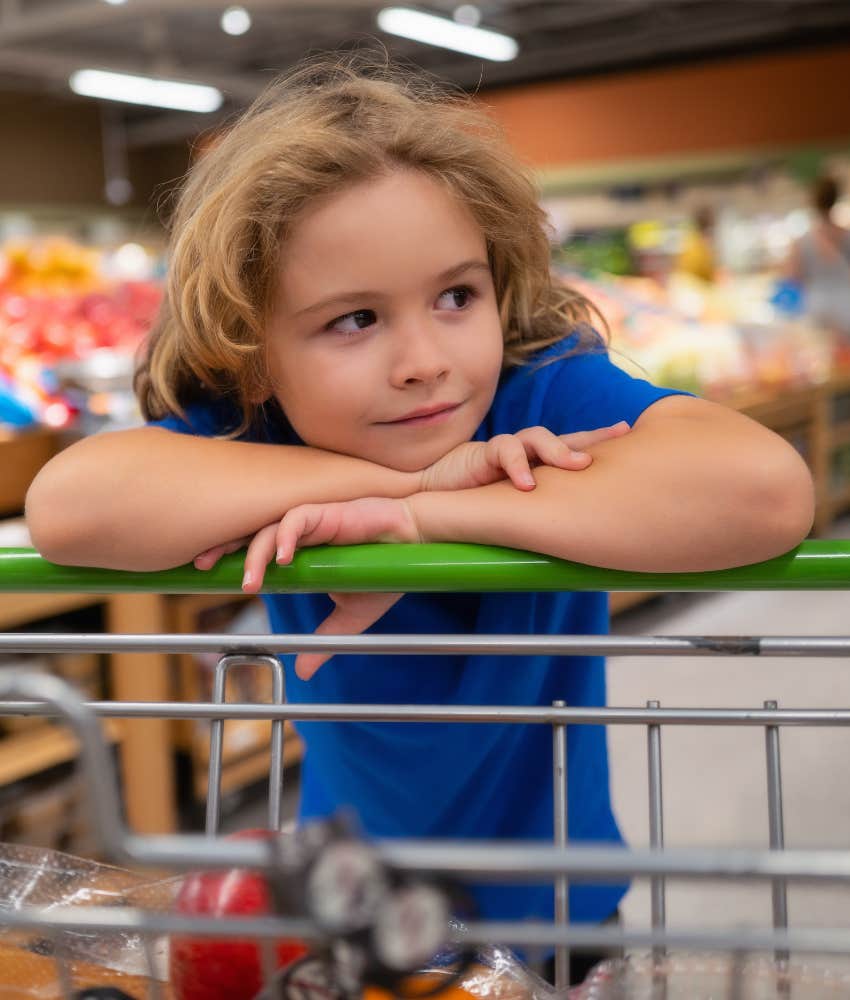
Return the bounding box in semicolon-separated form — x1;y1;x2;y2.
170;829;309;1000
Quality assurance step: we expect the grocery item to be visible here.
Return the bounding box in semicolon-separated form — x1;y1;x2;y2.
169;829;309;1000
568;953;850;999
0;941;172;1000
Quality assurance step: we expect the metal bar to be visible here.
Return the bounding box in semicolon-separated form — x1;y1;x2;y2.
551;699;569;987
3;700;850;727
205;654;286;832
0;672;126;860
3;540;850;593
4;632;850;656
114;833;850;882
205;657;228;834
647;700;666;965
5;906;850;957
765;699;790;967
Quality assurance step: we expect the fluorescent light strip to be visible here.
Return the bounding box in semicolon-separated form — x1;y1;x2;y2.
377;7;518;61
69;69;223;113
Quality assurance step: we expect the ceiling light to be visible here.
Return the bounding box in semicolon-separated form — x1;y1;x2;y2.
377;7;518;61
101;0;129;5
453;5;481;27
221;5;252;35
69;69;223;112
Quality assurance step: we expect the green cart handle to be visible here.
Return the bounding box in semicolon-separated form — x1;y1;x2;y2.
2;541;850;593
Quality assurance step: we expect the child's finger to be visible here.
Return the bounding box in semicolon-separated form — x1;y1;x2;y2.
241;523;278;593
489;434;536;490
294;592;403;680
194;536;251;570
275;505;324;565
194;545;227;570
560;422;630;452
517;426;590;471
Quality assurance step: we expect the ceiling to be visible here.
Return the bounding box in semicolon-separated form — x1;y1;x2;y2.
2;0;850;149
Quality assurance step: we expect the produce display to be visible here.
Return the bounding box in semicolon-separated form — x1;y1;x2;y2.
560;266;840;399
0;238;161;430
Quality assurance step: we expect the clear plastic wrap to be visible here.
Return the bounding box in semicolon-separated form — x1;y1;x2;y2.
568;953;850;999
420;943;562;1000
0;841;177;998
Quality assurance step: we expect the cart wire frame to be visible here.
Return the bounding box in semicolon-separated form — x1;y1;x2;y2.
3;541;850;995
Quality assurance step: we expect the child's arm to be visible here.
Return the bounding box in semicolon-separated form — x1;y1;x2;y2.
25;428;419;571
409;396;814;572
254;396;812;579
25;422;622;571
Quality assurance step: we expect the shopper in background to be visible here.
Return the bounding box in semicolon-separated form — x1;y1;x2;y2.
25;53;815;987
675;205;717;283
785;173;850;338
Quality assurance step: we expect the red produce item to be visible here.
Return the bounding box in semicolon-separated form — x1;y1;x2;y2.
169;829;309;1000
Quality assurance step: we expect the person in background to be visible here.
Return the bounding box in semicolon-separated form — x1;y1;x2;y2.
785;174;850;339
676;206;717;283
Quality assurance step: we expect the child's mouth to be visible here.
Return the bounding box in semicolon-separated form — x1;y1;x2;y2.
381;403;461;427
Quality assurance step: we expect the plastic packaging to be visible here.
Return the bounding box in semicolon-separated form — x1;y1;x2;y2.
0;841;177;997
568;953;850;999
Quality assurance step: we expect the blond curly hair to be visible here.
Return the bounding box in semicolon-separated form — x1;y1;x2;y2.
136;50;605;434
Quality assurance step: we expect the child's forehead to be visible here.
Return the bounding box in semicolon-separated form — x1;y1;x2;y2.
279;170;487;279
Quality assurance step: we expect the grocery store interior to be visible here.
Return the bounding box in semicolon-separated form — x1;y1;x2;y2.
3;0;850;992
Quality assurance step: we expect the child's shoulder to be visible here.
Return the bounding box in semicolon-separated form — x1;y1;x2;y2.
146;395;295;443
492;331;686;434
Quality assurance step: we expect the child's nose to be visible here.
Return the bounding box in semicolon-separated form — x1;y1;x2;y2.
390;326;449;386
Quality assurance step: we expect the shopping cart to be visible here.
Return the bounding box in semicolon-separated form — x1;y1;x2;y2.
2;540;850;999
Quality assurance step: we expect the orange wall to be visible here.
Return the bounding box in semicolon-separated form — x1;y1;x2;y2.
478;44;850;168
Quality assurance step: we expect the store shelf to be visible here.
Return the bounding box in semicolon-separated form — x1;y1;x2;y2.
829;484;850;510
0;593;103;631
829;422;850;450
0;718;122;787
0;427;57;517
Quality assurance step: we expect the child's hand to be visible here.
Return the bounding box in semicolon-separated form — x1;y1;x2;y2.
195;498;419;679
245;498;418;679
419;421;630;493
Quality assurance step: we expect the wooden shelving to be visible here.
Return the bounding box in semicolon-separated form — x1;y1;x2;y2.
0;719;122;787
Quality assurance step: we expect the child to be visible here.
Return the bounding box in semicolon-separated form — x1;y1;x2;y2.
26;53;814;985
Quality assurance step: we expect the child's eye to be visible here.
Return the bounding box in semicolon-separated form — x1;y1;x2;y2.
436;285;476;311
326;309;376;336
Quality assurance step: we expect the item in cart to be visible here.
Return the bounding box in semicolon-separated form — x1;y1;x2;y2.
568;953;850;998
169;828;310;1000
0;842;177;989
0;941;172;1000
261;943;548;1000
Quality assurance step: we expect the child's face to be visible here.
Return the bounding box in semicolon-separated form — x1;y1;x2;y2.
266;169;504;472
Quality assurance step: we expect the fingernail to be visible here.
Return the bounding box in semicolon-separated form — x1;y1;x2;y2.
521;472;535;488
242;570;253;590
276;547;286;564
572;450;590;460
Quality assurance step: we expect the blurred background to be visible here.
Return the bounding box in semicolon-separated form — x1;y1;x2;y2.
2;0;850;953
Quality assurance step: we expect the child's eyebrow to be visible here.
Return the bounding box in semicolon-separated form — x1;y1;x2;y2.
293;259;491;318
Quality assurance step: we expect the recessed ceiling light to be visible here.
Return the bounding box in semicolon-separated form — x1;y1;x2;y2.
221;5;252;36
377;7;518;61
69;69;223;113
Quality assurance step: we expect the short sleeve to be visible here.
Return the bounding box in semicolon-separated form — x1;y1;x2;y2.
538;348;692;434
147;403;227;438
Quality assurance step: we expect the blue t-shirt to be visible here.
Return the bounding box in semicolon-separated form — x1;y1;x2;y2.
150;339;685;926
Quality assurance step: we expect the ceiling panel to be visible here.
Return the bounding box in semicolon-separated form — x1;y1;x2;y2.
1;0;849;146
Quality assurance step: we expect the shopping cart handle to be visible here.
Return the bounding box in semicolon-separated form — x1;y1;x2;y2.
1;541;850;593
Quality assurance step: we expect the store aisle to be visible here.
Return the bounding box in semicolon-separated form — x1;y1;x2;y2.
608;517;850;942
